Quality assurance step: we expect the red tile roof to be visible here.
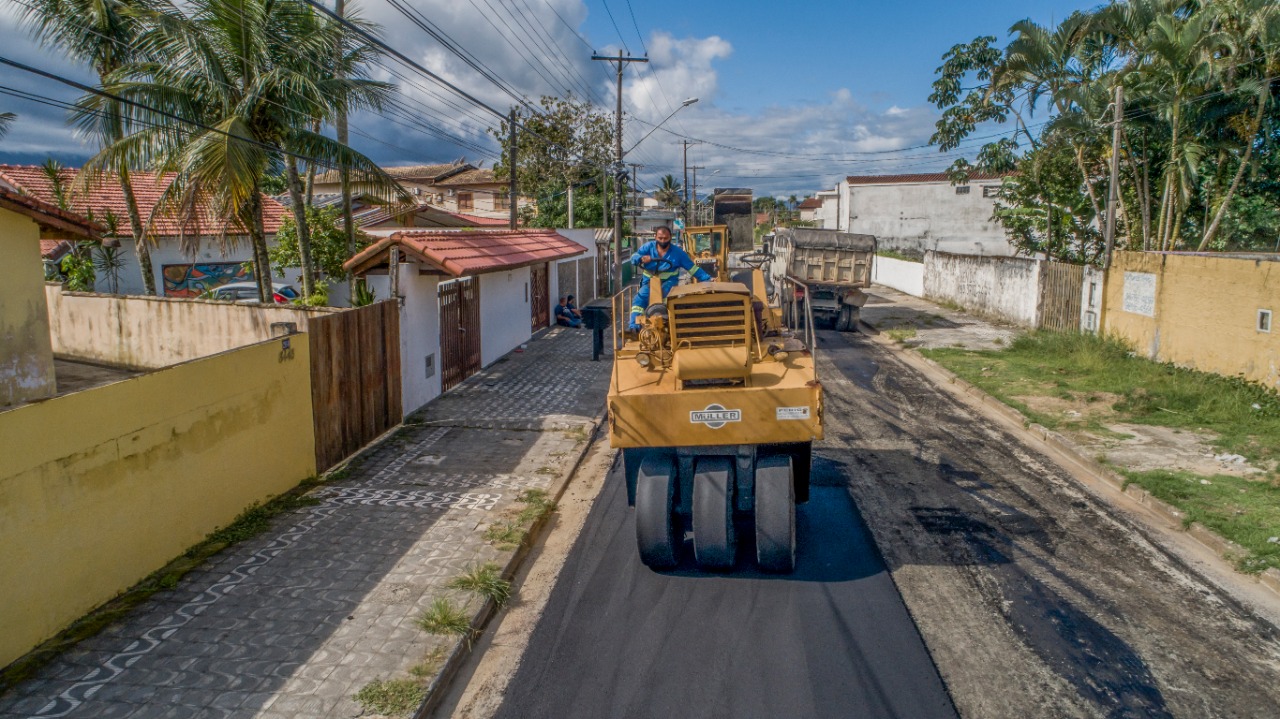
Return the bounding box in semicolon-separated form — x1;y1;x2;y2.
845;172;1013;185
455;212;511;227
345;229;586;278
0;165;288;238
798;197;823;210
40;239;75;261
0;185;101;242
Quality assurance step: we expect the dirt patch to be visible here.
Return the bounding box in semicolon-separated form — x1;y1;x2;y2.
1018;392;1122;425
1080;423;1271;479
1016;392;1271;478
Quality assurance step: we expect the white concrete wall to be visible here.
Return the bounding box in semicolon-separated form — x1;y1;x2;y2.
839;180;1015;256
367;263;441;415
45;284;334;369
90;236;299;300
479;268;532;367
814;191;839;229
924;251;1041;327
872;256;925;297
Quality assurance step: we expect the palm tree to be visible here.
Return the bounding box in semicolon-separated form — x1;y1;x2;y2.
1197;0;1280;249
1129;11;1226;249
86;0;410;302
655;174;682;207
0;112;14;139
17;0;166;295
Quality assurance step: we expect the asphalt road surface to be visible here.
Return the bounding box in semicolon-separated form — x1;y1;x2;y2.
492;330;1280;719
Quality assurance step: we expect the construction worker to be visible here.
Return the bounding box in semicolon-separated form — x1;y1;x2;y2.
629;225;712;331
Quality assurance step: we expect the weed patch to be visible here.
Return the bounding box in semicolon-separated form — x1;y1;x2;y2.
483;520;525;549
352;678;425;717
417;597;473;640
885;327;918;344
876;249;923;263
448;563;512;607
1122;469;1280;573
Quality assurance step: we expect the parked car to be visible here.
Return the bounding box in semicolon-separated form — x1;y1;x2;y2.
202;282;299;304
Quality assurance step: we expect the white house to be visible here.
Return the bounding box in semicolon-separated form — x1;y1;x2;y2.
345;228;589;414
834;172;1016;256
0;165;291;297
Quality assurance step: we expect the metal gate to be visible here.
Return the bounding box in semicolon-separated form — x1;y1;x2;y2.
530;263;549;331
1037;261;1086;332
439;277;481;392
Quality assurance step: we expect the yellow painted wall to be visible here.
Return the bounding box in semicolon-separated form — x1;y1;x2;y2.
0;337;316;668
1103;252;1279;388
0;209;56;406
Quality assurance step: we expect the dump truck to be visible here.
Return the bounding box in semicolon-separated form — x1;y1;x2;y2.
608;221;822;573
768;228;876;332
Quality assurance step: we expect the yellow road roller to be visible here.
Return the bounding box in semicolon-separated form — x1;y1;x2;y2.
607;225;823;572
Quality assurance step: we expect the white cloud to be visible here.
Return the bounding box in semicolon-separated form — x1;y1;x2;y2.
0;0;954;196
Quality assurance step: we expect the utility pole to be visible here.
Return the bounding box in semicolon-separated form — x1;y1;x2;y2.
567;183;574;228
1104;85;1124;269
335;0;355;302
628;163;643;227
689;165;705;224
508;107;518;229
593;49;648;294
681;140;699;223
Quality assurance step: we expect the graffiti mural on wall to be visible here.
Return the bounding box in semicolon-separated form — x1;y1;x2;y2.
162;262;253;297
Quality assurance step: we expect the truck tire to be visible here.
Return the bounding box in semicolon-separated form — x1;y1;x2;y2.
635;453;681;570
754;454;796;572
692;456;736;570
836;304;856;332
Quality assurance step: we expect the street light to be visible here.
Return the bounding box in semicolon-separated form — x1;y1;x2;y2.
625;97;699;157
612;97;699;295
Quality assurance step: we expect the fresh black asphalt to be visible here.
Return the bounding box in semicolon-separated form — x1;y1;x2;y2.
492;446;957;718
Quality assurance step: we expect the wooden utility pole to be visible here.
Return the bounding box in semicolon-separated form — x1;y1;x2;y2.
1104;85;1124;269
592;49;648;294
508;107;518;229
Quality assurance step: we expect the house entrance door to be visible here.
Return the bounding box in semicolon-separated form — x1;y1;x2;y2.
439;277;481;392
530;263;550;331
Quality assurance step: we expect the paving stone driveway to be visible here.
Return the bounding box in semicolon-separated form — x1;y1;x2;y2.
0;327;610;719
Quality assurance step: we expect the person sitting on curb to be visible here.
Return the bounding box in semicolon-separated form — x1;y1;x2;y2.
565;294;584;319
628;225;711;331
555;296;583;328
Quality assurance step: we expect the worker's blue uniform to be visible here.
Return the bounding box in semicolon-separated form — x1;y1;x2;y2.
629;240;712;330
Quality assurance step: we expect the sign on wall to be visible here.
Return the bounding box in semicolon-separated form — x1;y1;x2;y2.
1122;272;1157;317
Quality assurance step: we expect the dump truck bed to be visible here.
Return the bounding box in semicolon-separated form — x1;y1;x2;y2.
771;228;876;288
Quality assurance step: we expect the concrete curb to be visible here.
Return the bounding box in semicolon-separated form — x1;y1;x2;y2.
412;404;609;719
865;330;1280;603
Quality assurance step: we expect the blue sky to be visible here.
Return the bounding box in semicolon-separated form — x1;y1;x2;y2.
0;0;1099;198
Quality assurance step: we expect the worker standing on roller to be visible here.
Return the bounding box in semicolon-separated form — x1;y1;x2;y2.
628;225;712;331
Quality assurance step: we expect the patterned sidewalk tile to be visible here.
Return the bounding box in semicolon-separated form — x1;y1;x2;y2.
0;328;611;719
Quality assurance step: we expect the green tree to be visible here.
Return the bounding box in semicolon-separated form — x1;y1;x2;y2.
491;95;614;227
81;0;410;302
655;174;682;207
268;204;371;295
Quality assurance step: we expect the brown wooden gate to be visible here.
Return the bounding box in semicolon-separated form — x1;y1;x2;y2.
530;263;549;331
440;277;481;392
1038;261;1086;332
310;301;403;471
